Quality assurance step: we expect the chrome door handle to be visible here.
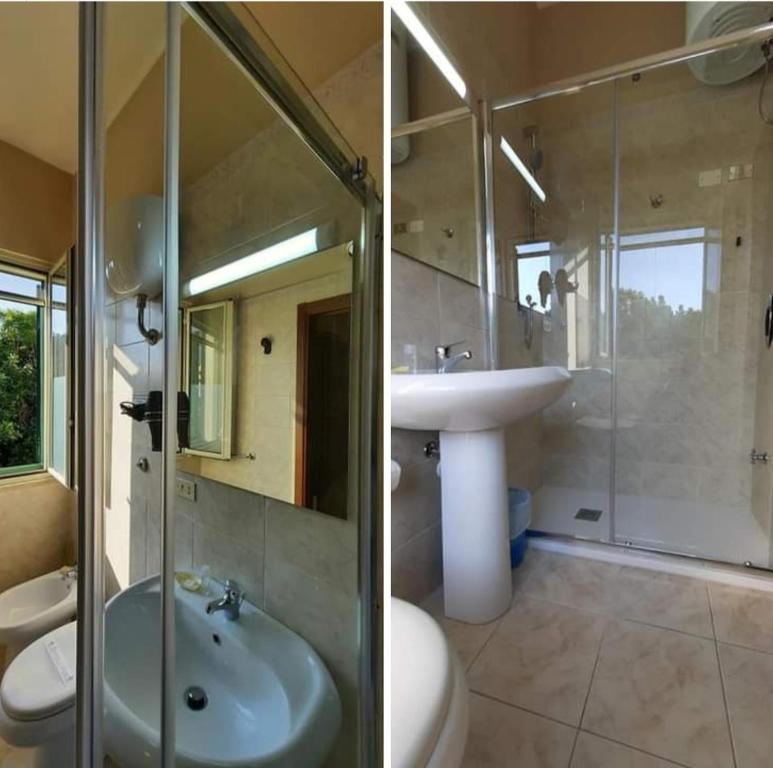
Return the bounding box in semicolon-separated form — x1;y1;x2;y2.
766;295;773;348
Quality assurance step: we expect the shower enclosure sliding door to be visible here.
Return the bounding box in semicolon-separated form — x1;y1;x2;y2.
77;3;379;767
491;29;773;569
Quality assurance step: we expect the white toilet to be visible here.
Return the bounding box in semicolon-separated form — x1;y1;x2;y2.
392;598;469;768
0;622;76;768
0;569;77;664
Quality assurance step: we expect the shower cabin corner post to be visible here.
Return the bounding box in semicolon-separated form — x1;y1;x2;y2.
608;78;621;546
353;178;382;767
75;3;106;766
479;98;499;370
161;4;181;767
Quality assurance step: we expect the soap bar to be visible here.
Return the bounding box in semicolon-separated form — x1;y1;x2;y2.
175;571;202;592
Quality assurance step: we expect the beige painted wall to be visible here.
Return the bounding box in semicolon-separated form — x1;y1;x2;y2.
0;139;74;265
0;475;74;593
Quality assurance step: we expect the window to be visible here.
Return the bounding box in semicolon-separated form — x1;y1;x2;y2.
0;264;45;477
0;256;72;482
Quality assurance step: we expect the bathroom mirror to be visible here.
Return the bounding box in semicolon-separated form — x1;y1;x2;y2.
179;242;353;517
174;12;361;521
391;114;480;285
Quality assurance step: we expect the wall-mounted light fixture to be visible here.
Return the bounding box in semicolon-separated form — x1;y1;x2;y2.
186;227;321;297
391;0;467;100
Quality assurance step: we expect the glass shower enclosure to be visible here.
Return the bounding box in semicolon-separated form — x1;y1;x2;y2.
76;3;379;767
490;25;773;570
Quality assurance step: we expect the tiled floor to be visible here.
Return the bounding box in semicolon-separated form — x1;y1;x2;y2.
422;547;773;768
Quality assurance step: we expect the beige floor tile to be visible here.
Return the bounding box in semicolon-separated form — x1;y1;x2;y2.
582;619;733;768
520;552;622;615
462;693;576;768
571;732;682;767
511;546;549;593
468;595;606;726
719;642;773;768
421;588;501;669
614;567;713;638
709;583;773;654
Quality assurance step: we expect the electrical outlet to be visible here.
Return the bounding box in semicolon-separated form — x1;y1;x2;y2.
176;477;196;501
698;168;722;187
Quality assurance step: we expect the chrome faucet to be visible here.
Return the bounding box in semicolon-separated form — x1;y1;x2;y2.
205;579;244;621
60;565;77;581
435;342;472;373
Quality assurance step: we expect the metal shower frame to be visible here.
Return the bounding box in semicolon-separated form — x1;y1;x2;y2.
77;3;381;766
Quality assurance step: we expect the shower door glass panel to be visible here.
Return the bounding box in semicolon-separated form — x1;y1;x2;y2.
493;84;615;541
100;3;166;765
615;49;773;566
175;7;365;765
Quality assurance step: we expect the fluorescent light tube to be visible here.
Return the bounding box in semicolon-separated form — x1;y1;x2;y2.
392;0;467;100
187;227;319;296
499;136;547;203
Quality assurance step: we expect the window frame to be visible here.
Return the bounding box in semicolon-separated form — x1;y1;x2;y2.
0;256;48;480
46;251;74;487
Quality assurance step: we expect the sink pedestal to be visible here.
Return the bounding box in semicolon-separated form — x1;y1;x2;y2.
439;427;512;624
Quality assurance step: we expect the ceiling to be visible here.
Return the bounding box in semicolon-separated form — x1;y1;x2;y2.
0;2;380;178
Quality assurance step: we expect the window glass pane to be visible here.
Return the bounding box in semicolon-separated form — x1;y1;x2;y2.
0;299;42;473
52;281;67;306
51;305;68;478
517;253;553;312
188;305;227;454
0;270;44;301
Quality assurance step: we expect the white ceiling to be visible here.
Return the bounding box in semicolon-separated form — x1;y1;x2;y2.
0;2;166;175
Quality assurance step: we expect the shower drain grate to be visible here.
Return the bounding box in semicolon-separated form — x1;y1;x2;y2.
575;508;603;522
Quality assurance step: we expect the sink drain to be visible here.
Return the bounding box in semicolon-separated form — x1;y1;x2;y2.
184;686;208;711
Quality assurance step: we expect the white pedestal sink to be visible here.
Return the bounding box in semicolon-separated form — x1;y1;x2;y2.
392;367;572;624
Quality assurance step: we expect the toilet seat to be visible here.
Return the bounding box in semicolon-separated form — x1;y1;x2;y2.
0;622;76;748
392;598;469;768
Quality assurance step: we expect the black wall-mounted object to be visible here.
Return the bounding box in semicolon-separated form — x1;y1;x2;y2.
260;336;272;354
120;391;191;452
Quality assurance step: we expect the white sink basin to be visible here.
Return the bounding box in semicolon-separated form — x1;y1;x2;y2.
0;569;77;661
104;576;341;768
391;366;571;624
391;366;571;432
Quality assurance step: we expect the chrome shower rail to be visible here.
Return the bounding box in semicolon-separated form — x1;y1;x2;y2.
391;105;471;138
493;20;773;110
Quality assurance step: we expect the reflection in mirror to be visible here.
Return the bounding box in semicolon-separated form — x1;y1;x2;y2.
184;301;234;459
391;116;479;284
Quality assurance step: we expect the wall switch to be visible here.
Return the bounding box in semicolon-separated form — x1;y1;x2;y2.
698;169;722;187
728;163;753;181
176;477;196;501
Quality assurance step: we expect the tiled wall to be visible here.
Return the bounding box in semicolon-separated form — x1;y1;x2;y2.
391;252;483;603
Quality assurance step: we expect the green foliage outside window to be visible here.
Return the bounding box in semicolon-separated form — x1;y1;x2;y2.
0;306;41;472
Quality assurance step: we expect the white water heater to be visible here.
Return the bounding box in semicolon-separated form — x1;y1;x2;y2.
687;2;773;84
391;19;410;164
